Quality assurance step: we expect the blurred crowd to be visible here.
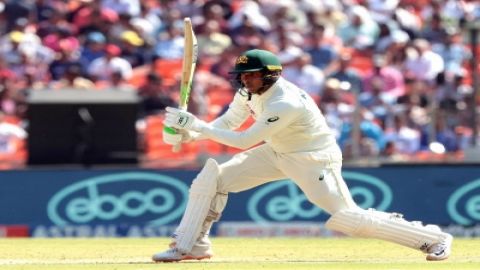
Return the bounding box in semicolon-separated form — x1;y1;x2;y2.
0;0;479;168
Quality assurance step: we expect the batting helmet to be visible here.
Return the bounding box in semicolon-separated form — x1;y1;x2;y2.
229;49;282;74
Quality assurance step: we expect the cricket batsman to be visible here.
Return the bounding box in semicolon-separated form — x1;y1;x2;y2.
152;49;453;262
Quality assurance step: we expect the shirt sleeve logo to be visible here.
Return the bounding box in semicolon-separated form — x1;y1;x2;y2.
266;116;280;124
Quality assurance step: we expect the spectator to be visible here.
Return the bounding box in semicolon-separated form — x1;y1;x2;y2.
109;12;134;40
318;78;355;139
132;2;161;43
137;73;176;117
420;113;460;152
384;114;421;154
0;31;28;67
119;30;147;68
102;0;140;17
362;55;405;99
431;29;471;77
209;47;240;80
305;23;339;72
87;44;133;85
3;0;34;32
337;5;380;50
311;1;346;29
73;2;119;35
108;70;136;91
0;79;18;116
396;78;430;125
392;2;422;37
228;0;271;33
79;31;107;68
280;49;325;98
42;26;79;55
404;38;444;83
154;23;184;59
267;0;308;30
197;19;232;59
367;0;400;23
0;0;473;166
420;13;449;45
327;52;364;94
48;39;83;82
32;0;57;23
339;111;387;158
229;15;265;48
50;64;95;90
37;6;73;40
374;22;403;54
200;2;230;34
434;70;467;113
0;110;27;168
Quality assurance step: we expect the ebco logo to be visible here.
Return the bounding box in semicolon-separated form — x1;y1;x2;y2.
247;171;392;222
47;172;188;226
447;178;480;225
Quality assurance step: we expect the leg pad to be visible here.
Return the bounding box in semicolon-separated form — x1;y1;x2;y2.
326;208;450;252
175;159;220;252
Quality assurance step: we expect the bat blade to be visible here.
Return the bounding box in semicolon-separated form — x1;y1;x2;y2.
164;17;198;152
178;17;198;110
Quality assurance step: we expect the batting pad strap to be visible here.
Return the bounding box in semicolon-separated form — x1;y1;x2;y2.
199;192;228;237
175;159;220;252
325;208;449;252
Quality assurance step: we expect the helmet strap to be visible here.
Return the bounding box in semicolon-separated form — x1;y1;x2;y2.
255;70;280;95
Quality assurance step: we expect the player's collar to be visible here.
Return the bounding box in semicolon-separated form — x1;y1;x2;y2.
256;77;281;101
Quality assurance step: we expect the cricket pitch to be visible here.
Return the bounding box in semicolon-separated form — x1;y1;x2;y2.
0;237;478;270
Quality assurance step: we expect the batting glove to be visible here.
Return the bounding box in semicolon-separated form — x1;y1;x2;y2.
162;128;197;145
164;107;206;132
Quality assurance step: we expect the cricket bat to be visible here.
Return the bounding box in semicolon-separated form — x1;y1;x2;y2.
164;17;198;152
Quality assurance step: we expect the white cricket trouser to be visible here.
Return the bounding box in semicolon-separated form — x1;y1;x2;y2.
217;143;356;214
215;144;450;253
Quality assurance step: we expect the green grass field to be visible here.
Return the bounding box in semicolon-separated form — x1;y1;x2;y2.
0;237;478;270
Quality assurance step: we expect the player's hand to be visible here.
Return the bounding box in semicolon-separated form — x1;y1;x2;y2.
163;107;206;132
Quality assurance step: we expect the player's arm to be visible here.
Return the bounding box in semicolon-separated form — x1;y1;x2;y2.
207;91;251;130
170;91;250;143
203;103;298;149
165;101;299;149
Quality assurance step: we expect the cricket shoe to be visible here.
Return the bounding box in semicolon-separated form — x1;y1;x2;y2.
426;233;453;261
152;240;213;262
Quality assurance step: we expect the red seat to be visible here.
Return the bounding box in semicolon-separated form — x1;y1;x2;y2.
154;59;183;86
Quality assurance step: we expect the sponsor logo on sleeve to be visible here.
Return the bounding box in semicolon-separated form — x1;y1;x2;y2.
266;116;279;124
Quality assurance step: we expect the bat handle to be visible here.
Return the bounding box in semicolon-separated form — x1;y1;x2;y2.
164;126;177;135
172;143;182;153
164;105;188;153
163;126;182;152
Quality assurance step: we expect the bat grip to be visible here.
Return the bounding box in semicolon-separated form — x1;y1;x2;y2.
163;126;182;152
172;143;182;153
164;126;177;135
164;104;188;152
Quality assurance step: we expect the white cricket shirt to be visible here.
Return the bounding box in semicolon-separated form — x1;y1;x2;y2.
202;77;340;154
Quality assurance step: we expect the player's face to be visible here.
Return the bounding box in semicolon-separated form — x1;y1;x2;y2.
240;71;264;94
